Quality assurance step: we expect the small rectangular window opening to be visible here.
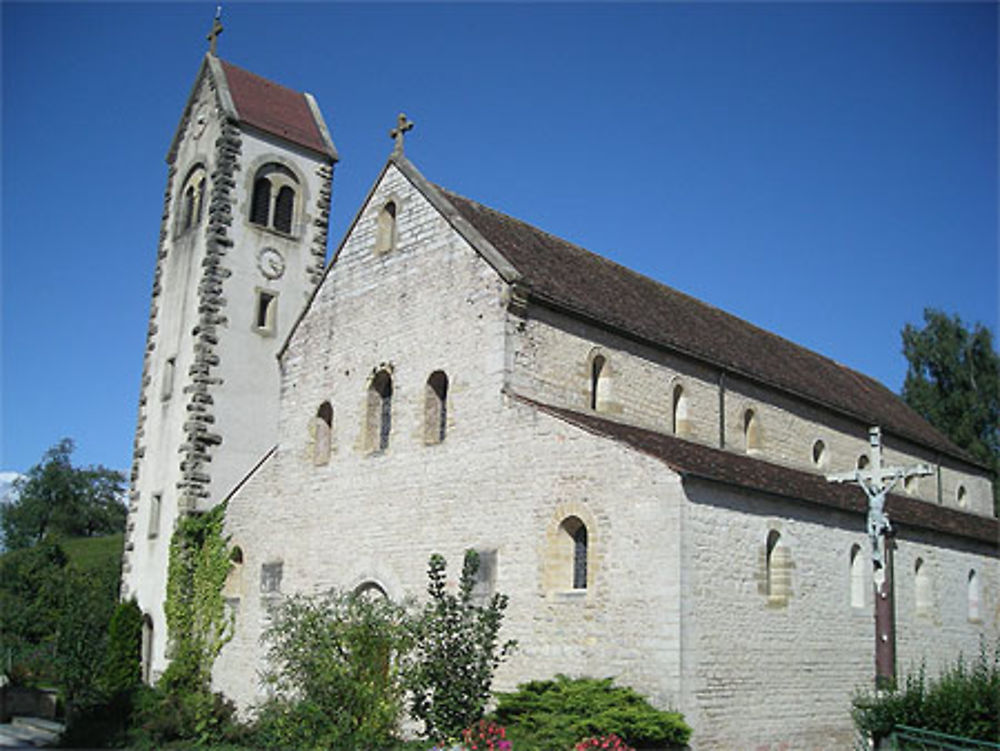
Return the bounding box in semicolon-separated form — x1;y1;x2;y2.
161;357;176;401
256;291;276;333
148;493;162;539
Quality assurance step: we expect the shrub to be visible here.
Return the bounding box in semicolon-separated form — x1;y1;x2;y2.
252;590;413;750
853;641;1000;743
576;734;635;751
492;675;691;751
407;551;516;740
101;599;143;695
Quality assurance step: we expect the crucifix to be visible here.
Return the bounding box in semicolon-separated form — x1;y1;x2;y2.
207;6;224;55
827;426;932;688
390;113;414;156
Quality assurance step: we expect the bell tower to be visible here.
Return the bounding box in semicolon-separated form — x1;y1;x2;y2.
121;26;337;680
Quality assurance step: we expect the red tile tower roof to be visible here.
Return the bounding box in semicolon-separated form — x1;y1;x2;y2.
219;59;332;157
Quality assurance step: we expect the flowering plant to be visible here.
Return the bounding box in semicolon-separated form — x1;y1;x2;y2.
433;719;511;751
574;734;635;751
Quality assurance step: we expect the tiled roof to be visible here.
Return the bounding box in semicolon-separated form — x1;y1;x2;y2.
525;397;997;547
439;187;975;466
219;59;332;157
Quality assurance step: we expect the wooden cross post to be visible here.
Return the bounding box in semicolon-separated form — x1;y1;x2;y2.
828;426;932;688
389;113;414;156
207;6;223;55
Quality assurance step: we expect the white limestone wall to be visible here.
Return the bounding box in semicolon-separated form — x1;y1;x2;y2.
124;68;332;677
216;164;687;714
679;479;998;750
204;128;330;510
507;306;994;517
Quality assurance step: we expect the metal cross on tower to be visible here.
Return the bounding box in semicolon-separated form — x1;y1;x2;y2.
390;113;414;156
207;6;224;55
827;426;933;687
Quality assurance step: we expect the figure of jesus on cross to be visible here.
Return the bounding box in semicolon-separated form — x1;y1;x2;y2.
828;426;933;687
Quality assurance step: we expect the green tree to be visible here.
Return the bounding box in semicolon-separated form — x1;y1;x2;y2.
901;309;1000;514
255;591;413;750
407;550;517;740
1;439;126;550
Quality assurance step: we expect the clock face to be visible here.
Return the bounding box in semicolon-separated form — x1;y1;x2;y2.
258;248;285;280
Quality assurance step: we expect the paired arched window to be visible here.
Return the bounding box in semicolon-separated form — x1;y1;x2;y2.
849;544;865;608
671;384;689;437
250;163;299;234
375;201;397;254
744;409;762;452
368;370;393;452
425;371;448;444
177;165;207;235
560;516;588;590
314;401;333;465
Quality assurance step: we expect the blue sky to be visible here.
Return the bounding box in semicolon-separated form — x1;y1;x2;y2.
2;2;997;476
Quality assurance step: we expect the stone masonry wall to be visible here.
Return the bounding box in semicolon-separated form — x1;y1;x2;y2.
507;305;993;517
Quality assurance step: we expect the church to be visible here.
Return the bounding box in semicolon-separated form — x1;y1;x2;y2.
120;44;998;750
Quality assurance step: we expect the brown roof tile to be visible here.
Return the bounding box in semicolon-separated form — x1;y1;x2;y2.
525;397;997;547
440;188;977;467
219;59;331;157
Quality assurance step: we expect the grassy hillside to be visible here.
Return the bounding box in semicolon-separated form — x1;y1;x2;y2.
59;533;124;572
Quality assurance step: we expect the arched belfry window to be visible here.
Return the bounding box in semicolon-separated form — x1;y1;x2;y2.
314;401;333;466
672;383;690;437
560;516;588;590
425;371;448;445
177;165;207;236
368;370;393;452
274;186;295;233
589;354;607;411
251;178;271;226
744;408;762;452
375;201;397;254
249;163;299;234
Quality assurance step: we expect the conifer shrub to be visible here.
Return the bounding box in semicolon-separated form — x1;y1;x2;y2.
492;675;691;751
852;642;1000;744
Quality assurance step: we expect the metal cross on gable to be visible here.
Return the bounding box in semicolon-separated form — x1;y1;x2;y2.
207;6;224;55
389;113;414;156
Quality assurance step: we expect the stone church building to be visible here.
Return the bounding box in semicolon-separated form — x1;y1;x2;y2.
121;50;998;749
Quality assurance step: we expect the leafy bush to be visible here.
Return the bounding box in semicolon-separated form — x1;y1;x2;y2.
101;599;143;695
853;641;1000;743
252;590;413;750
407;551;516;740
492;675;691;751
128;684;245;749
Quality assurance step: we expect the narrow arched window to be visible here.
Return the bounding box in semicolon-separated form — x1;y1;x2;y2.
375;201;397;254
812;439;826;467
314;401;333;466
141;615;154;684
744;409;761;452
274;185;295;233
857;454;870;470
766;530;781;598
849;544;865;608
368;370;393;452
590;354;606;411
425;371;448;444
182;185;196;232
956;485;967;508
914;558;931;613
968;570;980;621
560;516;588;590
672;384;689;437
251;177;271;226
195;177;206;223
